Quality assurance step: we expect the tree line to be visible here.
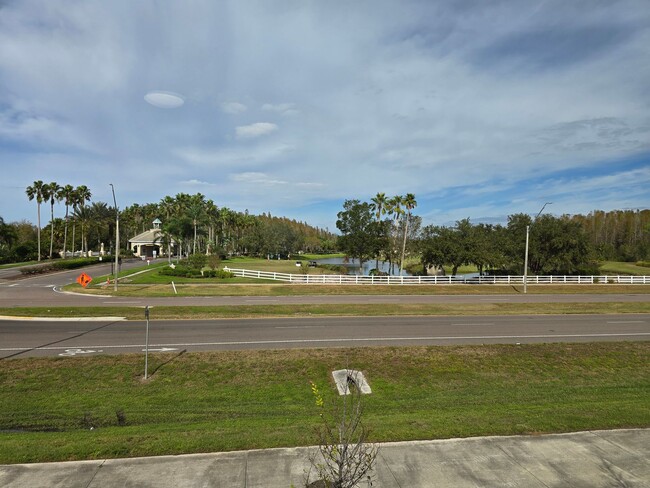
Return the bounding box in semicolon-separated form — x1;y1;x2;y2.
0;184;336;263
335;196;649;276
2;182;648;271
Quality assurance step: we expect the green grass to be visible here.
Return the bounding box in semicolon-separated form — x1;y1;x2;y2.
1;301;648;320
1;343;648;463
599;261;650;276
0;260;39;269
72;281;650;297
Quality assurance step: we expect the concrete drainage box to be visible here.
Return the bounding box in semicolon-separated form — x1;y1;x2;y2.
332;369;372;395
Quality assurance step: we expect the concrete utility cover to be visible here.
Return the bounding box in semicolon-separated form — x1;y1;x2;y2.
332;369;372;395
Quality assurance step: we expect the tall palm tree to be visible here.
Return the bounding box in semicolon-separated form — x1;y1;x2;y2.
74;185;92;254
386;195;404;274
25;180;46;261
58;185;75;259
43;182;62;259
370;192;388;270
399;193;417;274
186;194;207;254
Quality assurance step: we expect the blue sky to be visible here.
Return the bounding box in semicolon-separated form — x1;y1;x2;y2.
1;0;648;232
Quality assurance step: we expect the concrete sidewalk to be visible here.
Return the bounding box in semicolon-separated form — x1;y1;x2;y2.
1;429;648;487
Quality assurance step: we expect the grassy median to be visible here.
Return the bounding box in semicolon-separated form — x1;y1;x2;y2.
1;342;648;463
1;301;649;320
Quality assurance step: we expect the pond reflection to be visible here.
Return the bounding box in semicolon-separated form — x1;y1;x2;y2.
316;257;411;276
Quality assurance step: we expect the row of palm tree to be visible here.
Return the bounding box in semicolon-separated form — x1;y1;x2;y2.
25;181;92;260
369;192;418;274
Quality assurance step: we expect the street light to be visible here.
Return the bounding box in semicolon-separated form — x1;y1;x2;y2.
110;184;119;292
524;202;552;294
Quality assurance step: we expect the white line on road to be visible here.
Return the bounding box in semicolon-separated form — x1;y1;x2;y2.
275;325;325;329
2;332;649;352
451;323;495;326
606;321;647;324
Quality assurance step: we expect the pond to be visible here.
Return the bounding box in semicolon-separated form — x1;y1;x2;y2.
316;257;411;276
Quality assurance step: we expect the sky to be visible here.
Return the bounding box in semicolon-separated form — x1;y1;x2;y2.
1;0;649;232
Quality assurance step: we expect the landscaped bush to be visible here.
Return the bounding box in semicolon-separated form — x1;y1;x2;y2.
205;269;234;278
158;265;234;279
636;261;650;268
20;257;102;275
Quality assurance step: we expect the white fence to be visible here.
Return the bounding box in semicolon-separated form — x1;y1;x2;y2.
223;268;650;285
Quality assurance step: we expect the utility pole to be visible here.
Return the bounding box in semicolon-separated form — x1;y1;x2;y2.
524;202;552;294
110;184;119;292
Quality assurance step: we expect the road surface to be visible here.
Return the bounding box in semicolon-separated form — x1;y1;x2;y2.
2;314;648;358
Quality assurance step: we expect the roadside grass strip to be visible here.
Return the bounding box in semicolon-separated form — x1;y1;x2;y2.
0;342;648;464
0;302;649;320
69;282;650;297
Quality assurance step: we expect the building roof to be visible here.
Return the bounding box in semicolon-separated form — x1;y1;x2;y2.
129;228;163;245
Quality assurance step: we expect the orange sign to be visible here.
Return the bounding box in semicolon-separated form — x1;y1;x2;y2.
76;273;92;288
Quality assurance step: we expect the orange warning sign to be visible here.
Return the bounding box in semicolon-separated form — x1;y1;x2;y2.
77;273;92;288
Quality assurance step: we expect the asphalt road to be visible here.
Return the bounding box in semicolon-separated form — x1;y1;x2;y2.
1;262;648;358
2;313;649;358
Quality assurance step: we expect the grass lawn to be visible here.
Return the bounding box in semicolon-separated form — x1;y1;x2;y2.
1;342;648;464
599;261;650;276
1;301;648;320
73;280;650;297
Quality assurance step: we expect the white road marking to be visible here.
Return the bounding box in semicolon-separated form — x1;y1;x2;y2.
3;332;649;352
58;348;104;356
275;325;325;329
451;323;495;326
606;320;646;324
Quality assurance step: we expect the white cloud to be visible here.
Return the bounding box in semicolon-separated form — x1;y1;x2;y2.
221;102;247;114
262;103;299;115
230;172;286;185
235;122;279;139
144;91;185;109
175;143;294;167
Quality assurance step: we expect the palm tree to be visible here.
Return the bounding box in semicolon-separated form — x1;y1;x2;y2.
43;182;62;259
399;193;417;274
370;192;388;270
25;180;46;261
58;185;75;259
74;185;92;254
186;194;207;254
386;195;404;274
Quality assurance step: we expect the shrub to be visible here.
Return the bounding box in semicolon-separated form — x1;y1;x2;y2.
21;257;102;275
187;254;207;270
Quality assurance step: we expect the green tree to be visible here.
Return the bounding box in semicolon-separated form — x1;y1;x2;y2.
370;192;388;270
398;193;417;274
58;185;75;258
44;182;62;259
336;200;379;273
25;180;47;261
73;185;92;255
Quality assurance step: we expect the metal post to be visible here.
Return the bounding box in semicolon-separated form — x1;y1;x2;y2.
110;184;119;292
144;305;150;379
523;202;552;294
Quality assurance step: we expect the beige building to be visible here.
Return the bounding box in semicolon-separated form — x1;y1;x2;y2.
128;218;175;258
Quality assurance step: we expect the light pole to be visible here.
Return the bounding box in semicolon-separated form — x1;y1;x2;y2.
524;202;552;294
110;184;119;292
